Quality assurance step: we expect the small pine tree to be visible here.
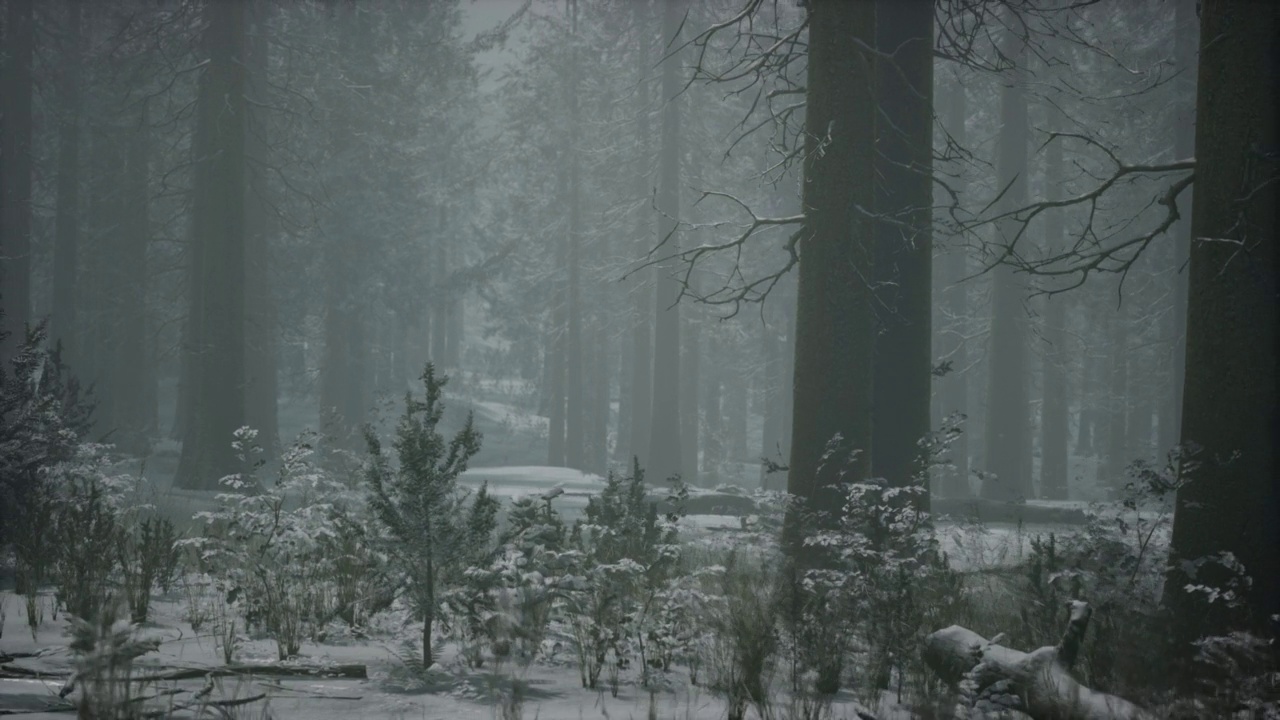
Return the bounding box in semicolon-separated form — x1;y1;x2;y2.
364;363;497;668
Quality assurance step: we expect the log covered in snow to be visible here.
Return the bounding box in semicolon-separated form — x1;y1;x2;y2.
923;601;1159;719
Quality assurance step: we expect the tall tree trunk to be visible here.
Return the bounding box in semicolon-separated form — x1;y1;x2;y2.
565;0;585;471
981;27;1031;502
1104;306;1128;490
647;0;685;484
702;332;722;485
0;0;34;364
590;318;609;474
1167;0;1280;653
680;280;700;484
940;71;970;498
244;0;279;451
1039;110;1069;500
871;0;933;508
627;0;654;471
787;0;876;516
760;316;785;489
1162;0;1197;457
176;0;248;489
52;0;83;365
112;117;153;452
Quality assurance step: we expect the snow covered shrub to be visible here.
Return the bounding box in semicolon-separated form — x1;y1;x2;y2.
364;363;498;668
118;515;179;624
1009;450;1187;700
186;428;360;660
707;550;779;720
0;318;93;594
446;491;571;669
64;597;161;719
807;479;964;704
48;445;134;622
562;462;686;691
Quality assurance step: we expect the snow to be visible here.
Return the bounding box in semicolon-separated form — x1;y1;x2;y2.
0;589;915;719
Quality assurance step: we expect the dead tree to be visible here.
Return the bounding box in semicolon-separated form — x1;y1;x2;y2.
924;601;1158;719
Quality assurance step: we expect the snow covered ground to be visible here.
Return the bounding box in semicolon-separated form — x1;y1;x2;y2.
0;590;912;719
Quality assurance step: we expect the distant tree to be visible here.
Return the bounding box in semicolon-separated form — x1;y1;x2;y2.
175;0;248;489
1;0;34;365
980;25;1031;502
647;0;687;485
51;0;83;367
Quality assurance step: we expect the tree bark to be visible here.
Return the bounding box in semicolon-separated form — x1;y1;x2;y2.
786;0;876;518
565;0;585;471
112;118;154;451
870;0;933;509
1166;0;1280;663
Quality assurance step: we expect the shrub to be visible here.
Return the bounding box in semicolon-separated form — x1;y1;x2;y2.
364;363;498;669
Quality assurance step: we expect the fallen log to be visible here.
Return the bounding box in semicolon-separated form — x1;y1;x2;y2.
923;601;1158;719
132;662;367;682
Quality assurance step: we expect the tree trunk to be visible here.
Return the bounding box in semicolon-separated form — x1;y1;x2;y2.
0;0;34;364
51;0;83;366
626;0;654;471
1039;110;1069;501
870;0;933;508
924;602;1158;720
1104;306;1128;490
1162;0;1197;457
176;0;248;489
786;0;876;517
647;0;685;484
981;26;1031;502
1166;0;1280;662
565;0;585;471
244;0;279;451
112;118;153;452
940;71;971;499
680;288;700;484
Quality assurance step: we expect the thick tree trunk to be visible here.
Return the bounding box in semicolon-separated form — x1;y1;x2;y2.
786;0;876;518
1166;0;1280;663
981;27;1031;502
0;0;34;364
924;602;1158;720
176;0;248;489
647;0;685;484
870;0;933;508
52;1;83;365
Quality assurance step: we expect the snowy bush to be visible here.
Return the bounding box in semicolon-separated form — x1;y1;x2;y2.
364;363;498;669
185;428;368;660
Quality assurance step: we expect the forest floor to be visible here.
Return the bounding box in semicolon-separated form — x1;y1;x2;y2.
0;589;913;719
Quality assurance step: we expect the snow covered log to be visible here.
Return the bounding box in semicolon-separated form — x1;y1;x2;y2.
923;601;1159;719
